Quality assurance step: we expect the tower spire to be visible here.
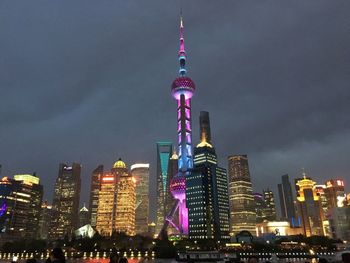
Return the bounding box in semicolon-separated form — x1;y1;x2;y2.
178;13;187;76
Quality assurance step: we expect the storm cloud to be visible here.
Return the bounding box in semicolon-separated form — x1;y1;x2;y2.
0;0;349;218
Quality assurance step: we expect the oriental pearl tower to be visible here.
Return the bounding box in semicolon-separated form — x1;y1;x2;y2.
168;14;195;236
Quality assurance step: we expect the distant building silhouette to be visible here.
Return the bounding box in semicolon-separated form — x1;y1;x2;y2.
254;193;266;223
89;165;103;228
228;155;256;236
50;163;81;239
263;189;277;221
0;174;43;240
38;201;53;239
131;163;150;235
278;174;298;226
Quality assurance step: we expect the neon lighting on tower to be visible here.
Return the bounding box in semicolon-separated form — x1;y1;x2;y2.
168;14;195;235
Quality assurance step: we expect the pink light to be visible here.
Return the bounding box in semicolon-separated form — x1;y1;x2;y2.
185;120;191;131
179;17;185;53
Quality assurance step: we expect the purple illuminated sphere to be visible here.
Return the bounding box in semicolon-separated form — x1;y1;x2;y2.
170;173;186;201
171;77;195;100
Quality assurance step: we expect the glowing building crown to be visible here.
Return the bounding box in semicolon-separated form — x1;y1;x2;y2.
113;158;127;169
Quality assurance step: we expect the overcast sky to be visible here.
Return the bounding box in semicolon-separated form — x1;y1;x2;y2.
1;1;349;220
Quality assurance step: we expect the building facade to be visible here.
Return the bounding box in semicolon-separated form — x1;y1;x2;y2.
114;159;136;236
50;163;81;239
263;189;277;221
89;165;103;228
131;163;150;235
155;142;173;235
254;193;266;223
324;179;345;210
295;174;324;237
96;173;117;236
186;111;230;241
278;174;298;226
38;201;53;240
227;155;256;236
0;174;43;240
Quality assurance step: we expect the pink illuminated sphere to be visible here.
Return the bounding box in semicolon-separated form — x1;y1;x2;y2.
171;77;195;100
170;173;186;201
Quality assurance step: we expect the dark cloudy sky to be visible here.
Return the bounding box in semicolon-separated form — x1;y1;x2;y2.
1;1;349;220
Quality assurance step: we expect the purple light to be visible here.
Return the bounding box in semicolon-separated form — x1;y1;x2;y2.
170;173;189;234
0;202;6;218
168;15;193;236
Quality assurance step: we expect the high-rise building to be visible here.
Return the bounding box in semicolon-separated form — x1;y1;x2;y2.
263;189;277;221
50;163;81;239
96;173;117;236
114;159;136;236
131;163;150;235
315;184;331;237
254;193;266;223
295;174;324;236
278;174;298;226
324;179;345;210
328;206;350;241
156;142;173;235
89;165;103;228
38;201;53;240
0;174;43;240
186;111;230;241
227;155;256;236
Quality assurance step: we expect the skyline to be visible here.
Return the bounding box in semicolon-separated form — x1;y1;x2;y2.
1;0;350;220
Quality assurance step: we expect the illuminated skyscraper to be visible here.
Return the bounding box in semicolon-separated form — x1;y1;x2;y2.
131;163;150;235
0;174;43;240
295;173;324;236
50;163;81;239
96;159;136;237
228;155;256;236
254;193;266;223
96;173;116;236
89;165;103;228
156;142;173;234
38;201;53;240
263;189;277;221
114;159;136;236
278;174;298;226
324;179;345;210
186;111;230;241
